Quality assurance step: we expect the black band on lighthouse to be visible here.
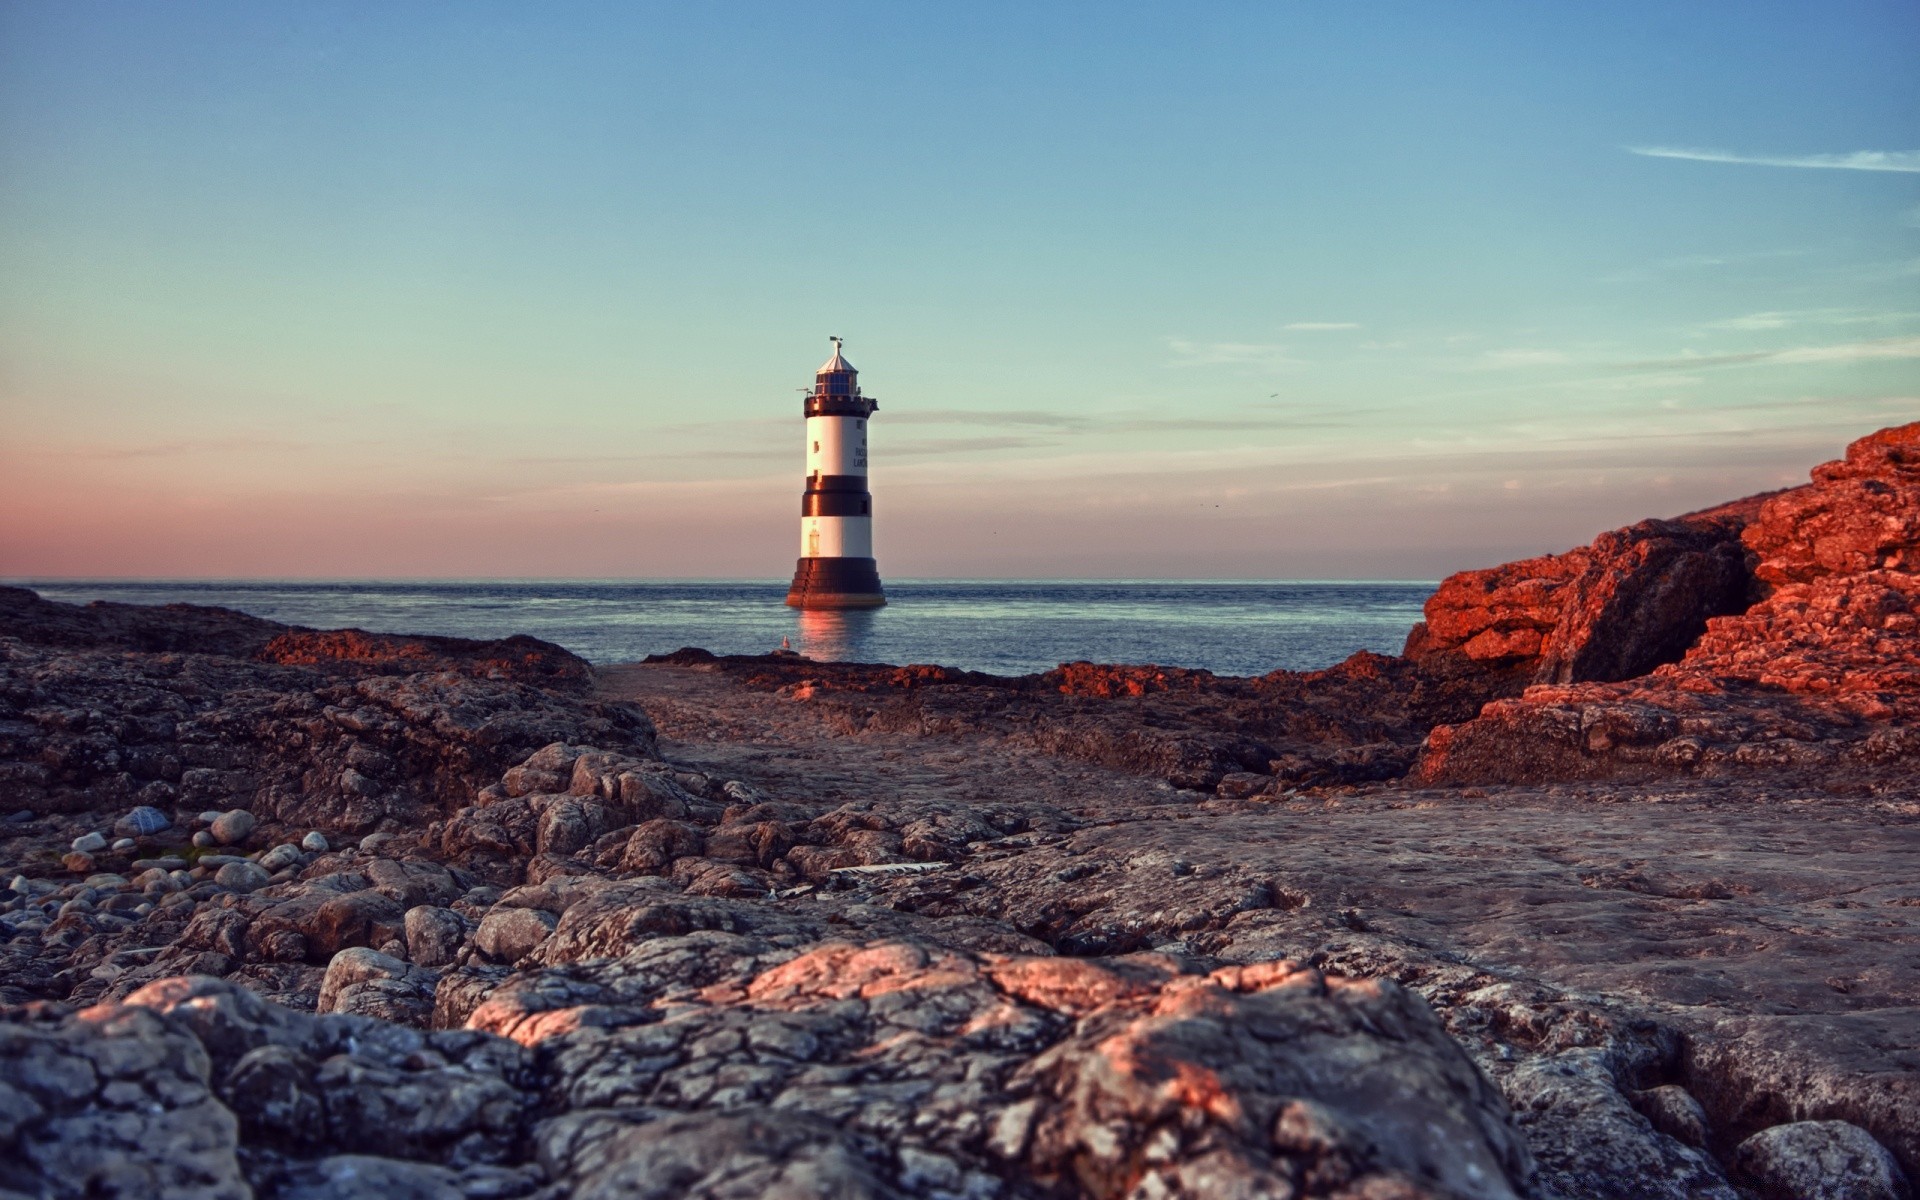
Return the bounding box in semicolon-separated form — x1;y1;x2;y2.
802;492;872;517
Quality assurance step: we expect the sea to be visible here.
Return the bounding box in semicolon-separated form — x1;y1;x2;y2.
10;580;1434;678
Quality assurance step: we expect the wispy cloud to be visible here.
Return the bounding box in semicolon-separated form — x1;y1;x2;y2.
1618;334;1920;372
1627;146;1920;173
1473;349;1573;370
1166;339;1299;367
1283;322;1360;332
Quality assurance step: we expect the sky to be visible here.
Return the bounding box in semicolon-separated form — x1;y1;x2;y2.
1;1;1916;580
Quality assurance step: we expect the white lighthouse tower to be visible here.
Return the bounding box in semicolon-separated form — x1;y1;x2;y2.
786;337;886;608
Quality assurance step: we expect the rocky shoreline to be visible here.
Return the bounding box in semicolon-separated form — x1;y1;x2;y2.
1;422;1915;1199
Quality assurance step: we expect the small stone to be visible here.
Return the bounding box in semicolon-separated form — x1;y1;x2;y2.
70;832;107;854
57;898;92;918
192;831;216;848
214;861;271;893
1735;1120;1910;1200
301;831;329;853
359;832;395;853
111;838;136;853
113;806;172;838
62;852;95;875
259;844;304;873
209;809;255;846
196;810;224;825
84;873;128;890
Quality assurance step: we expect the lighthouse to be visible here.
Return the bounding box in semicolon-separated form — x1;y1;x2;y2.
786;337;886;609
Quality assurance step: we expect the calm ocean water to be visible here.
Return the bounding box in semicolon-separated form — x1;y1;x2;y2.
10;580;1433;678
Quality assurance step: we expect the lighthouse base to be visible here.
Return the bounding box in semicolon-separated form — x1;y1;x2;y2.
786;556;887;609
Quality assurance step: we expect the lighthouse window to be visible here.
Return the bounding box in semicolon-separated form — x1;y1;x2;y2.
812;441;819;453
862;499;869;513
856;420;863;429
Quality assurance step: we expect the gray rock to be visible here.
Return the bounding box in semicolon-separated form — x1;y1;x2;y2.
472;906;558;964
258;843;304;873
301;831;330;853
404;905;467;968
192;831;216;848
213;861;271;892
209;809;254;846
1735;1120;1912;1200
110;837;136;852
1630;1085;1711;1148
114;806;172;837
69;831;106;854
0;1005;250;1199
274;1155;465;1200
318;946;411;1012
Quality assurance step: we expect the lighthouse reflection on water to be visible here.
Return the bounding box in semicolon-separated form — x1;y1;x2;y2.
793;606;881;663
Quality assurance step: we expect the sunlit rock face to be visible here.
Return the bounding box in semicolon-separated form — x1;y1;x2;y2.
1416;421;1920;786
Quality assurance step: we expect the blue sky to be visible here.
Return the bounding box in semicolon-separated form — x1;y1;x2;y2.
2;1;1915;578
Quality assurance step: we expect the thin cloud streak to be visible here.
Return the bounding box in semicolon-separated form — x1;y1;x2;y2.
1627;146;1920;173
1283;322;1360;331
1616;335;1920;372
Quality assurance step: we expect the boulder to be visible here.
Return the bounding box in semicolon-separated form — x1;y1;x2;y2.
1734;1120;1912;1200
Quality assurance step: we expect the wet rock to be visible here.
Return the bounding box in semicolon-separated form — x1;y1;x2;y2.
1734;1120;1913;1200
113;806;171;838
208;810;254;846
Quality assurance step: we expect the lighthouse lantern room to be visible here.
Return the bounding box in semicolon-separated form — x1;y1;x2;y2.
786;337;886;608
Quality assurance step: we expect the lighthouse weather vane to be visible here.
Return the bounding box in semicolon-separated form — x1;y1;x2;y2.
784;336;886;609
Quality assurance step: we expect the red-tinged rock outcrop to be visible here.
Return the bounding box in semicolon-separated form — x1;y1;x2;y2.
1416;422;1920;786
1404;496;1768;687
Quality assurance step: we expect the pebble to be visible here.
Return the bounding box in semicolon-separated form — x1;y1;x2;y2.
4;810;33;824
111;838;136;853
56;899;92;918
131;858;188;873
258;844;303;873
84;874;128;891
209;809;255;846
62;852;96;875
301;831;330;853
70;832;107;855
359;832;395;853
192;831;216;848
214;861;271;893
196;811;224;826
113;806;171;838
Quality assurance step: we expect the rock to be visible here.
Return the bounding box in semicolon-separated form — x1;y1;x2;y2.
259;843;303;873
110;837;136;852
301;831;329;853
273;1155;467;1200
1631;1084;1711;1148
472;906;557;964
1734;1120;1913;1200
192;831;216;848
318;944;432;1021
114;806;171;837
61;851;96;874
209;809;254;845
69;831;106;854
405;905;468;968
213;860;271;892
1407;507;1756;685
1415;422;1920;787
0;1003;250;1199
